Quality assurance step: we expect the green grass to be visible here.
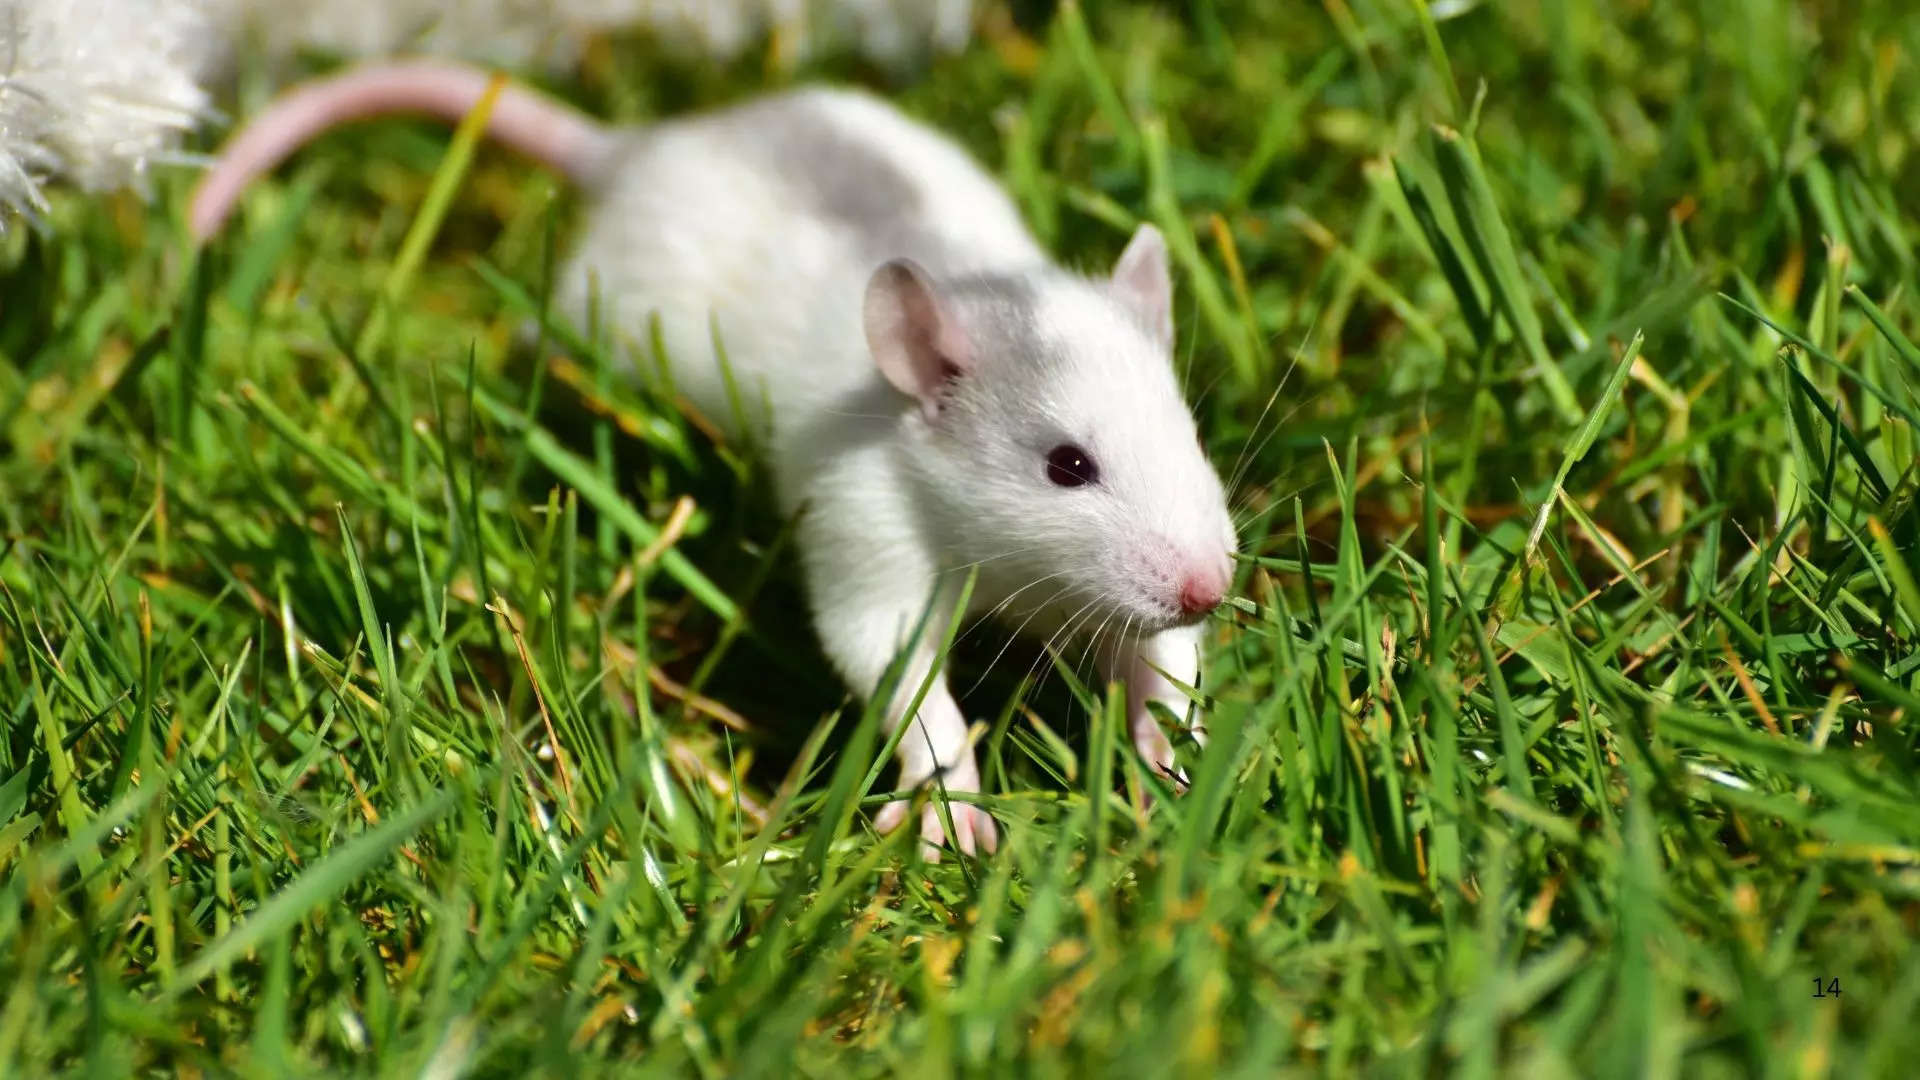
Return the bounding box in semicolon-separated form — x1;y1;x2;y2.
5;0;1920;1074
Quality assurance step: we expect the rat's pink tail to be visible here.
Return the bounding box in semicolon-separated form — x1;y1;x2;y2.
189;60;615;243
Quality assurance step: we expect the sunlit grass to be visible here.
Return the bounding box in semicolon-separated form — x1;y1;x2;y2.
3;1;1919;1074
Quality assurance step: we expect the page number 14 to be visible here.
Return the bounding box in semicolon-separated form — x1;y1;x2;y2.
1812;978;1841;998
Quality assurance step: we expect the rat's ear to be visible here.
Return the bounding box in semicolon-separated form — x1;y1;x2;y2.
864;258;973;418
1110;223;1173;349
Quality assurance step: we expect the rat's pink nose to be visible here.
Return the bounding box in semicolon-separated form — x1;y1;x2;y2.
1177;565;1228;618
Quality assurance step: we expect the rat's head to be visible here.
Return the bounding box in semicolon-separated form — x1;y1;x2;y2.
863;224;1237;638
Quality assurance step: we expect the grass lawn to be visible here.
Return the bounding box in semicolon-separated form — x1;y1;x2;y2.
5;0;1920;1074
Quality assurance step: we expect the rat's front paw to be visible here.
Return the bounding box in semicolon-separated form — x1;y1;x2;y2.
875;800;999;860
1132;707;1197;793
873;761;998;860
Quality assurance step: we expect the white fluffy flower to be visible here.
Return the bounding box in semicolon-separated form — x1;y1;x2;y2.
0;0;214;219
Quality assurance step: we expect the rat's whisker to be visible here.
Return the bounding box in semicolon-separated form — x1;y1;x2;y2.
1076;608;1134;723
1227;383;1322;500
1190;355;1234;415
1066;596;1129;697
959;577;1075;694
943;553;1063;650
1224;376;1289;495
1109;613;1140;736
1018;591;1104;699
956;570;1074;652
943;544;1044;574
1030;591;1115;698
1228;475;1321;533
1034;591;1107;673
1078;603;1134;692
1222;310;1316;492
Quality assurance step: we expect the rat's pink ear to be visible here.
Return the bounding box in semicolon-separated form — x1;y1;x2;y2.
1110;223;1173;348
864;258;973;418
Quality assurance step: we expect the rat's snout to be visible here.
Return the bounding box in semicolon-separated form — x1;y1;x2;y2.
1175;561;1230;620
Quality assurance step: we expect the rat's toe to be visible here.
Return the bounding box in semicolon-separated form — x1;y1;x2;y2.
954;811;977;856
918;806;948;862
875;799;909;835
974;809;1000;853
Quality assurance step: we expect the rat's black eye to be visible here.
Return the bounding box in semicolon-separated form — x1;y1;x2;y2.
1045;444;1099;487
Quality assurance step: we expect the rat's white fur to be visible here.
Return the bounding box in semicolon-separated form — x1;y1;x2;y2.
192;67;1237;857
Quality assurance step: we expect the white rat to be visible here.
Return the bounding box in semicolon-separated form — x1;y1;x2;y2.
190;61;1238;856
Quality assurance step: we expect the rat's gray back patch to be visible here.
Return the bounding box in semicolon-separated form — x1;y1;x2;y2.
766;109;921;228
712;90;939;260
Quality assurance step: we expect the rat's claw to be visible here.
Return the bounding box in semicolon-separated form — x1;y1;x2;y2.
948;805;974;857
